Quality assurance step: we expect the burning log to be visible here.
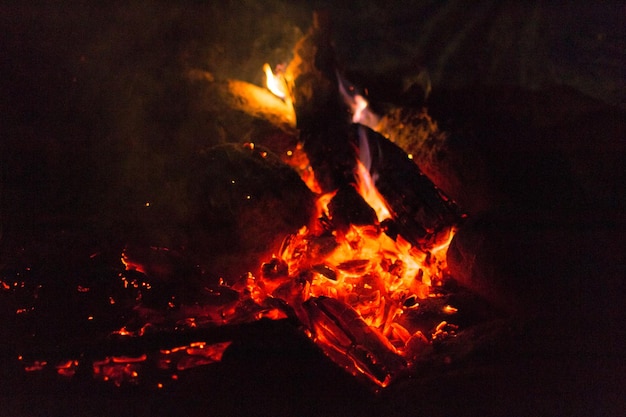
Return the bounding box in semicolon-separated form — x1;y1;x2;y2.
8;12;476;391
282;11;462;249
186;69;298;158
339;75;490;213
123;140;318;281
303;296;407;387
327;185;378;232
189;142;316;277
285;11;357;193
356;125;462;249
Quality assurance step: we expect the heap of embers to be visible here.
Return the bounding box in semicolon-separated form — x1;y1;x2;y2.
12;13;467;389
188;13;461;387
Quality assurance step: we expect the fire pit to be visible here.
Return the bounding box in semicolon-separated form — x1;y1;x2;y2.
1;3;624;416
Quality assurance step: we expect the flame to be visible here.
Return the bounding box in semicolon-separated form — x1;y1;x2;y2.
354;125;391;222
255;123;459;385
283;142;322;194
351;94;368;123
263;63;287;99
337;72;380;129
269;158;455;334
315;191;336;219
355;160;391;222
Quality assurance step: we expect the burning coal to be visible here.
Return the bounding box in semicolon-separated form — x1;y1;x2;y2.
9;12;465;390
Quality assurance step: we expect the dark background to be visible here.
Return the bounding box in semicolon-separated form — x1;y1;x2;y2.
1;1;625;416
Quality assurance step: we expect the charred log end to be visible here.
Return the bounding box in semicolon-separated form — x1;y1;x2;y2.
303;296;406;387
328;185;378;232
446;213;568;315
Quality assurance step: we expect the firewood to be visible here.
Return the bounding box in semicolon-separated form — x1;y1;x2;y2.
285;11;357;193
303;296;407;387
281;11;462;248
181;143;316;280
186;69;298;156
327;185;378;232
356;125;462;248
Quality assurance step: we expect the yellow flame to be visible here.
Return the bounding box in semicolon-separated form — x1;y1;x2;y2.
354;160;392;222
263;63;287;99
315;191;337;219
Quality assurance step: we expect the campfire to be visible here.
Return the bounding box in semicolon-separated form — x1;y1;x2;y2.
8;12;484;390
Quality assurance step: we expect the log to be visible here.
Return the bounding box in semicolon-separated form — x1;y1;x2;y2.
280;12;463;249
186;69;298;157
328;184;378;232
356;125;462;248
303;296;407;387
189;143;316;278
285;11;357;193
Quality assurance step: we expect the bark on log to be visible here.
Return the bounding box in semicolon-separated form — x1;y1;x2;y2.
285;11;357;193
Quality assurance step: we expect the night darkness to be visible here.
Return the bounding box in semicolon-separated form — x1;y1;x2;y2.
1;2;625;416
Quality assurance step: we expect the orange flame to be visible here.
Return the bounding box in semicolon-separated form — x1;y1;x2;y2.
351;94;368;123
355;160;391;222
263;63;287;99
261;128;459;383
283;143;322;194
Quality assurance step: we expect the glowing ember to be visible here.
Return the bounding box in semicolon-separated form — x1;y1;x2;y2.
161;341;232;371
9;48;461;391
251;145;458;386
56;360;79;377
90;342;233;386
93;356;144;387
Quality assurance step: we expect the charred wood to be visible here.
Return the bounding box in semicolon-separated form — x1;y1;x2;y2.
286;11;356;193
328;185;378;232
303;296;406;387
189;143;316;278
356;125;462;248
284;12;462;247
